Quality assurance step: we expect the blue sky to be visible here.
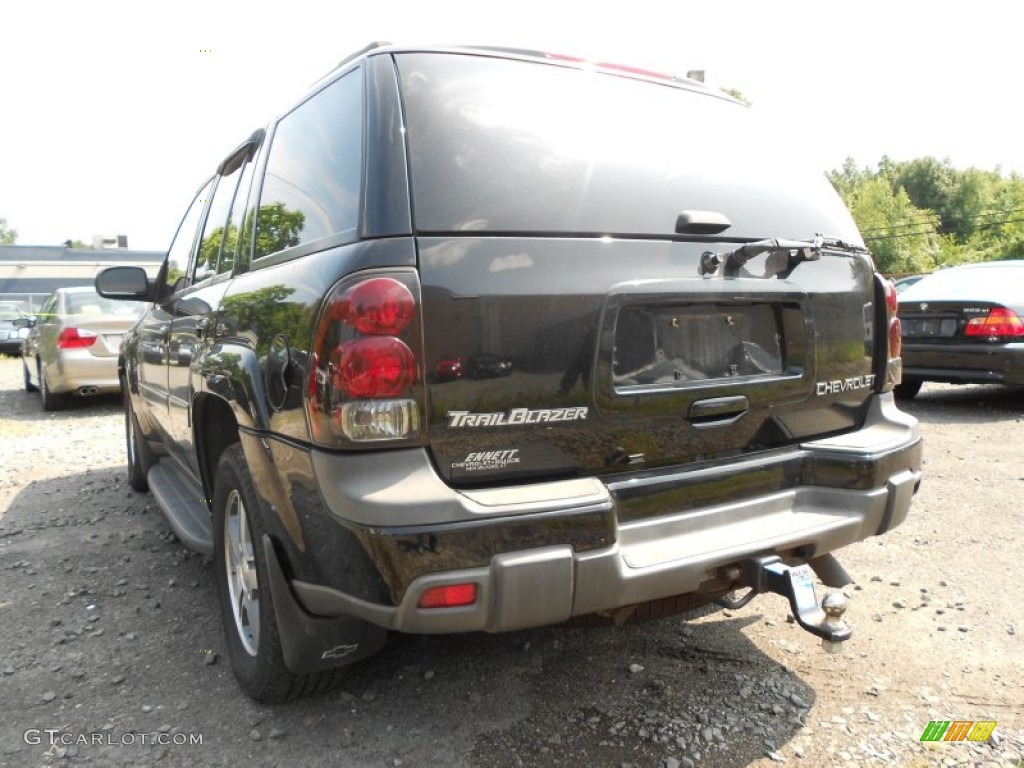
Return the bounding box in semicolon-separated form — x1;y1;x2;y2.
1;0;1020;250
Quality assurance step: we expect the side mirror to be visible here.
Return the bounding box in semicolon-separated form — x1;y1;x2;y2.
12;316;34;329
96;266;151;300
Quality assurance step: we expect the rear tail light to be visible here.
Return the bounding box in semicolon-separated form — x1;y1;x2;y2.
307;272;424;446
964;306;1024;339
875;275;902;392
332;338;416;398
58;327;98;349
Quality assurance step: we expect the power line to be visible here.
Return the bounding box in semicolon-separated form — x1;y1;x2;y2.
858;205;1024;234
863;216;1024;242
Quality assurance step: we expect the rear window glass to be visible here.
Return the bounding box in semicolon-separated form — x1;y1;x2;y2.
397;53;861;243
64;292;147;317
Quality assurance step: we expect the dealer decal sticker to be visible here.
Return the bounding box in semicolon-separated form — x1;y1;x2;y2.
452;449;521;473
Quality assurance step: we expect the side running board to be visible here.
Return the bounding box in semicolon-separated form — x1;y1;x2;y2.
147;461;214;555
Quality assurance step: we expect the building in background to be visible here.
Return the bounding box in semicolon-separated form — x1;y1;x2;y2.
91;234;130;249
0;244;164;314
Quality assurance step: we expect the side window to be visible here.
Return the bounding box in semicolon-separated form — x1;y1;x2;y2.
195;166;243;282
255;70;363;259
218;159;256;276
166;180;214;295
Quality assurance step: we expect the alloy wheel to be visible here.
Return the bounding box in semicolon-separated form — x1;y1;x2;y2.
224;489;260;656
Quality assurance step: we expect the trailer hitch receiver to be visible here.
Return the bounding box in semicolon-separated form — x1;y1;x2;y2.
722;556;852;651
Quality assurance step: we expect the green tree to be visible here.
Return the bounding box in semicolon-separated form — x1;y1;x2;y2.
197;222;239;274
720;87;751;106
967;173;1024;261
219;284;311;348
830;164;943;274
0;217;17;244
252;203;304;258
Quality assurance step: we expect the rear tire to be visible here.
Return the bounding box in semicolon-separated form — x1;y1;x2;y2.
894;379;923;400
125;393;154;492
23;359;37;392
39;366;67;411
213;444;344;702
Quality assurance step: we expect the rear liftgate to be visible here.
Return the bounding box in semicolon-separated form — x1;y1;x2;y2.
717;554;852;652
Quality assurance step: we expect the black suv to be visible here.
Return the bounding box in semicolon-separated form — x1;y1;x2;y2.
97;44;922;702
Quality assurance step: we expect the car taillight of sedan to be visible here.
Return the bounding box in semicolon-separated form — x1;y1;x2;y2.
964;307;1024;339
58;327;99;349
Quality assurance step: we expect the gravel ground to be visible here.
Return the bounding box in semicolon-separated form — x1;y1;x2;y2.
0;356;1021;768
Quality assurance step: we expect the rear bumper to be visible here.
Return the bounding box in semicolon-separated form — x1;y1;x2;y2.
902;340;1024;385
45;350;121;394
294;392;921;634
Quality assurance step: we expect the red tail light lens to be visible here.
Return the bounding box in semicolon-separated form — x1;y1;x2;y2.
964;307;1024;338
58;327;98;349
888;316;902;358
307;271;424;446
417;583;478;609
337;277;415;336
884;279;898;314
873;274;902;392
333;338;416;399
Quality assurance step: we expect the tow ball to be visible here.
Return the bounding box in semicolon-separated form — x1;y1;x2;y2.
717;555;852;652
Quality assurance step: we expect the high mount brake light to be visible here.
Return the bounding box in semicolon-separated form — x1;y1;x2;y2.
544;52;677;82
58;327;98;349
964;307;1024;338
307;272;424;446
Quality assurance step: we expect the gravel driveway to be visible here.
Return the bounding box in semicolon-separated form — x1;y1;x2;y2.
0;357;1021;767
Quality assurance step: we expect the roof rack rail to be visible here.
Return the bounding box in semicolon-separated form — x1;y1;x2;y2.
311;41;392;87
336;41;391;70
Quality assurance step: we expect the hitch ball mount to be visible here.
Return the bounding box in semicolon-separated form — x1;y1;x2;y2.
717;555;852;652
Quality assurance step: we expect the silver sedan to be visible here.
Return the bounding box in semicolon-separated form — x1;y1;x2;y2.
20;286;147;410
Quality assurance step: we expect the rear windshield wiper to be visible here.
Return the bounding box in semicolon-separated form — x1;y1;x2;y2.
699;234;867;278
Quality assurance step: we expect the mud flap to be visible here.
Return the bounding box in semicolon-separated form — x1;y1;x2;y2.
263;535;387;675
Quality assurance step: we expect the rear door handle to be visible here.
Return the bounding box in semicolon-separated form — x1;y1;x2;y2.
687;395;749;426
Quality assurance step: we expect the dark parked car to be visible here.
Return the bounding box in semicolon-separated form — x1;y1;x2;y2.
465;352;512;379
892;274;926;293
896;260;1024;398
0;300;31;356
96;43;921;702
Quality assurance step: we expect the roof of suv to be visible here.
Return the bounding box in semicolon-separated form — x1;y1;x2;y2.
314;42;724;101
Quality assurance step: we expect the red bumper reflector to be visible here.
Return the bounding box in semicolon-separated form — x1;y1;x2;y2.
417;583;478;609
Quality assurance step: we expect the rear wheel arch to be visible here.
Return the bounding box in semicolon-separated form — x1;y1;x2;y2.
194;393;241;504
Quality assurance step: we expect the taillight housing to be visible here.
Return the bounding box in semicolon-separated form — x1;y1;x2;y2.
307;272;425;446
874;274;902;392
964;306;1024;339
58;327;98;349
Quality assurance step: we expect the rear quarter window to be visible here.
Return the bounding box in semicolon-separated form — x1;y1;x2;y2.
255;69;363;258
